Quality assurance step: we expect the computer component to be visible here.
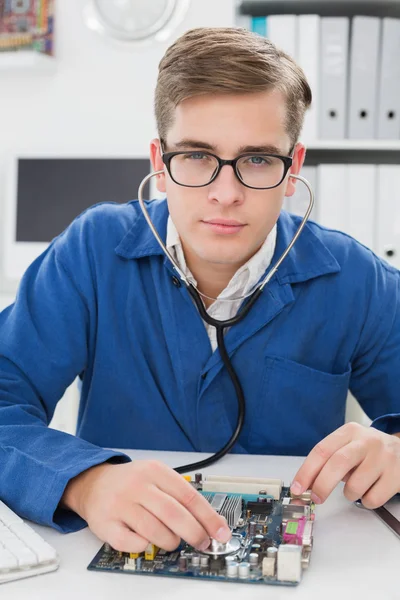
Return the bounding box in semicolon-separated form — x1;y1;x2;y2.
0;500;59;584
88;474;316;587
3;154;151;285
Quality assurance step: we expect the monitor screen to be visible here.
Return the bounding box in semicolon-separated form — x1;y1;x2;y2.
15;158;151;243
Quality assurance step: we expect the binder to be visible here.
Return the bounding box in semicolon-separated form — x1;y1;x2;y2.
317;164;348;231
347;165;376;250
266;15;297;58
319;18;350;140
348;17;381;139
376;165;400;269
289;166;318;220
376;18;400;140
251;16;267;36
297;15;320;143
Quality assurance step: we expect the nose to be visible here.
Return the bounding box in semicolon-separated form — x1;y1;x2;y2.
207;163;245;207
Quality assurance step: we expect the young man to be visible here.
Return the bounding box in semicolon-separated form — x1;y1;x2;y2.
0;27;399;555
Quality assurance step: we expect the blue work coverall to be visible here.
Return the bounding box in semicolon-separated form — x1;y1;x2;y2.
0;199;399;533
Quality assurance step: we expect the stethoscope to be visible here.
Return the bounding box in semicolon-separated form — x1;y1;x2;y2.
138;169;314;475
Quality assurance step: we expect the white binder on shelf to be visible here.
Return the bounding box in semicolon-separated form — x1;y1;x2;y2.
376;165;400;269
267;14;297;59
348;17;381;140
317;164;348;232
297;15;320;143
347;165;376;250
289;166;318;220
376;18;400;140
319;18;350;140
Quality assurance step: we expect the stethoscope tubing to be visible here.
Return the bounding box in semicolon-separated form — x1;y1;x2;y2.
137;169;314;472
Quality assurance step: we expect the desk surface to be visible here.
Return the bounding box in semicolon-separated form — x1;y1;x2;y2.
7;450;400;600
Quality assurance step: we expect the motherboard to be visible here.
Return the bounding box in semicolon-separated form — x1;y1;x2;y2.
88;474;315;587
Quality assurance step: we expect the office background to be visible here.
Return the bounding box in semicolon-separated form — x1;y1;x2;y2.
1;0;399;433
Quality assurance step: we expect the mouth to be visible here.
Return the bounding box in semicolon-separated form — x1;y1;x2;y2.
201;219;246;235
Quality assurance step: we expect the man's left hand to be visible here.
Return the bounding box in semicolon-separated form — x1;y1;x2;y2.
290;422;400;508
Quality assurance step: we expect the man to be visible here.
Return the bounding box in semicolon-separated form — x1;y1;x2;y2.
0;27;399;555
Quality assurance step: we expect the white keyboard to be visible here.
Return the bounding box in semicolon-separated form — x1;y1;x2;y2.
0;500;59;584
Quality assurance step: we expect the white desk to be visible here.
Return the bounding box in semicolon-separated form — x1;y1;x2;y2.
6;450;400;600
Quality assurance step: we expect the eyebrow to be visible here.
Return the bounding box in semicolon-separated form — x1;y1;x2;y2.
171;139;286;155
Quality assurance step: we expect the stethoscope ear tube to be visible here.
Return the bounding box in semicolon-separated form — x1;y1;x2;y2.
138;171;314;297
137;169;314;472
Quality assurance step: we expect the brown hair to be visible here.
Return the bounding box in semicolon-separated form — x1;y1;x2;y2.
155;27;312;149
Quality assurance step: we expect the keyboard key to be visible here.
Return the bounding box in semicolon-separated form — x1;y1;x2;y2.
0;501;59;583
0;504;23;527
0;548;18;571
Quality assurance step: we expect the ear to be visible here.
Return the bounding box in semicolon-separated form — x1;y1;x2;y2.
150;138;166;193
284;143;307;198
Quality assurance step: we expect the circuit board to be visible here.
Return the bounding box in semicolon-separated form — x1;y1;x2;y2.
88;474;315;586
0;0;54;55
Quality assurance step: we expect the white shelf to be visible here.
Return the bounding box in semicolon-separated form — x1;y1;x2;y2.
305;140;400;151
0;51;55;72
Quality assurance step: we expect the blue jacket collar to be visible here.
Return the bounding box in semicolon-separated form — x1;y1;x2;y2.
115;199;340;284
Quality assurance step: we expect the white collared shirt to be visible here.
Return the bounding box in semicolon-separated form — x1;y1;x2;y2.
166;216;277;352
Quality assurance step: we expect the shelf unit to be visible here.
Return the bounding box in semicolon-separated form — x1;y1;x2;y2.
238;0;400;163
304;141;400;164
239;0;400;19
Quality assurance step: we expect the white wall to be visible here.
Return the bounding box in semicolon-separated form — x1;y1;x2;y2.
0;1;370;432
0;0;236;431
0;0;236;300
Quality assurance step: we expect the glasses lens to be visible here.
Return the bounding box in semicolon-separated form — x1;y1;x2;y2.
236;155;285;188
169;152;219;186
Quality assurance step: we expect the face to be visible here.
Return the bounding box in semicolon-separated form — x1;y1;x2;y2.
150;90;306;271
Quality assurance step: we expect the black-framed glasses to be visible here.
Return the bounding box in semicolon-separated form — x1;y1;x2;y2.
161;149;293;190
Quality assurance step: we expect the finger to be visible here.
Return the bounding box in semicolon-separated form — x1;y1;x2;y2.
148;462;231;543
343;454;384;503
125;504;180;551
361;472;397;510
342;466;356;483
140;485;218;551
310;440;368;503
291;423;362;494
106;522;149;553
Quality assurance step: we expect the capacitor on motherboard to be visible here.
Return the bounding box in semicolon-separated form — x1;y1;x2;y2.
249;553;259;566
178;556;187;571
248;521;257;536
238;562;250;579
267;547;278;559
254;534;264;542
200;556;209;568
195;473;202;484
191;554;200;567
226;561;239;578
251;544;261;552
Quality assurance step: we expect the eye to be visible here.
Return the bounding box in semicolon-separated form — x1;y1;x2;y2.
246;155;271;165
184;152;210;160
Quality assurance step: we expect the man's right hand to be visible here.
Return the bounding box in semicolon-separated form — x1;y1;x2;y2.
61;459;232;553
